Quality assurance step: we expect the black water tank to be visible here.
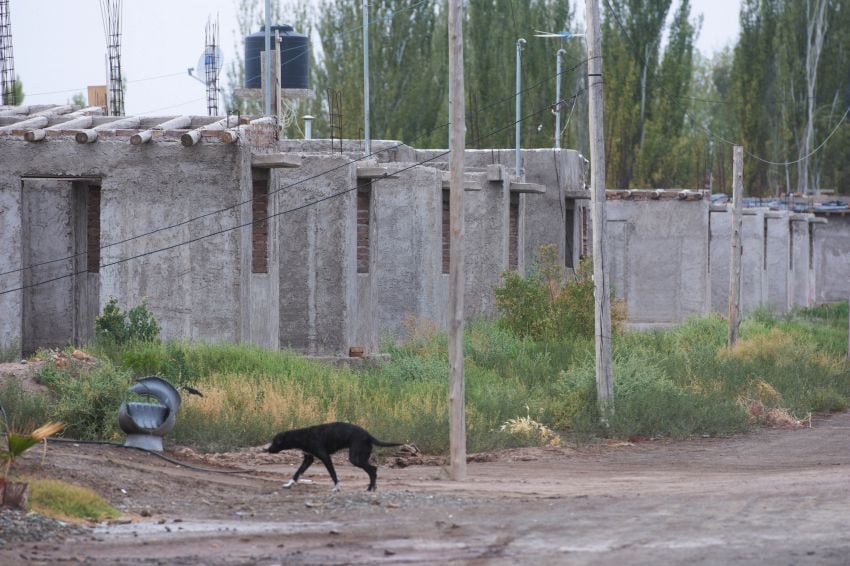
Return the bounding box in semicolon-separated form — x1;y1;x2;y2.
244;24;309;89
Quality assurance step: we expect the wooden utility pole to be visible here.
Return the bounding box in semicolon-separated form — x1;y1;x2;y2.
447;0;467;481
585;0;613;410
728;146;744;348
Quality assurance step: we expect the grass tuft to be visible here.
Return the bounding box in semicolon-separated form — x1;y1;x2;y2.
25;477;120;522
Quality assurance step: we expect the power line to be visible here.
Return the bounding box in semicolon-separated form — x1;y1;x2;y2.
24;72;188;98
1;59;591;280
0;86;586;297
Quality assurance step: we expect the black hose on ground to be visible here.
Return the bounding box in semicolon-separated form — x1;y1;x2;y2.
49;437;265;476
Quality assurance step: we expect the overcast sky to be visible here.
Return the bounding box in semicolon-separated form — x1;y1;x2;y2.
10;0;741;116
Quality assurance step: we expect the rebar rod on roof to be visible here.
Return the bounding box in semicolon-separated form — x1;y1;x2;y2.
205;16;220;117
0;0;16;106
100;0;124;116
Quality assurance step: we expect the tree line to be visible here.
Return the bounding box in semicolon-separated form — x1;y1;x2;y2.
223;0;849;197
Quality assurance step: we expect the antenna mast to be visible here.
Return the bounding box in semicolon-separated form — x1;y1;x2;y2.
205;16;220;116
0;0;16;105
100;0;124;116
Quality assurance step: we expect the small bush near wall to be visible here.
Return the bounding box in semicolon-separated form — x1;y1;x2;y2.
95;298;160;347
35;359;131;440
494;245;625;341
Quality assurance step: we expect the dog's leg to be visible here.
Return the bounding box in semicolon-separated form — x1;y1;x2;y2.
350;443;379;491
286;454;315;488
316;454;341;492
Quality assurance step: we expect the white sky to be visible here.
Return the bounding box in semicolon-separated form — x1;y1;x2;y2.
9;0;741;116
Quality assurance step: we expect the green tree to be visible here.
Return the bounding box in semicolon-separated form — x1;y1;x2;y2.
466;0;580;150
634;0;699;187
602;0;674;189
730;0;778;196
313;0;446;145
69;92;86;108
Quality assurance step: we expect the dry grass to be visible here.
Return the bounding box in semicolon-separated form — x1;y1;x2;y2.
499;408;561;447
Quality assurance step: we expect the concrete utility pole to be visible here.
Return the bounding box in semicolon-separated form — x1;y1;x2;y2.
585;0;613;411
728;146;744;348
447;0;467;481
362;0;371;155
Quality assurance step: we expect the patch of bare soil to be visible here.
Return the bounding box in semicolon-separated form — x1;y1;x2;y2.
0;361;46;394
3;412;850;565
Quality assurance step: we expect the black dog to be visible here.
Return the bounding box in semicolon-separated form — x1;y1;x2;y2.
266;422;402;492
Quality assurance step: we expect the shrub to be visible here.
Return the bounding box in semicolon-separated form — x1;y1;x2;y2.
494;269;553;339
554;349;750;439
495;245;624;341
95;298;160;346
94;298;128;344
36;360;131;440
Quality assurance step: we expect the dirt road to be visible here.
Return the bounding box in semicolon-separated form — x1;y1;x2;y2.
3;411;850;565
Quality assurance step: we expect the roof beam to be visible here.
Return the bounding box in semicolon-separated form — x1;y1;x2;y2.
25;115;95;142
131;116;192;145
181;116;238;146
76;116;142;143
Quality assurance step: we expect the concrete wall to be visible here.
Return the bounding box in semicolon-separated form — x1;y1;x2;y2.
606;195;710;327
463;172;510;319
814;213;850;303
709;207;770;315
0;172;22;351
789;214;814;308
765;212;791;314
278;155;357;355
20;179;77;352
365;163;443;346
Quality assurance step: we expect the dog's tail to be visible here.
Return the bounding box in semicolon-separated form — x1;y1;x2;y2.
370;436;403;448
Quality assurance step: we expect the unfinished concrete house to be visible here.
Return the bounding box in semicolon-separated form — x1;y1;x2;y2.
0;105;588;356
604;189;711;329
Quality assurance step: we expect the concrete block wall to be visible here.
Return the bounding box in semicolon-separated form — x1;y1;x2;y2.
240;150;278;350
98;145;242;343
362;163;443;349
813;213;850;303
790;214;815;308
20;179;78;352
606;195;711;328
462;172;510;319
277;155;357;355
0;175;22;350
709;207;770;315
764;212;791;314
